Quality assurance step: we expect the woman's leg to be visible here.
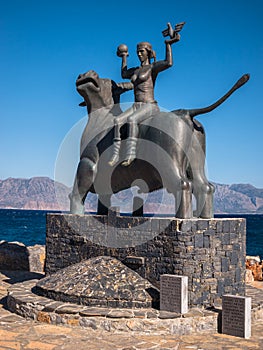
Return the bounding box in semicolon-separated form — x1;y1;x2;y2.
108;107;134;166
122;103;159;166
121;119;138;166
108;118;121;166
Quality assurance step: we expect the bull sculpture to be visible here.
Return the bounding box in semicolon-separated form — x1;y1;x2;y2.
69;69;249;218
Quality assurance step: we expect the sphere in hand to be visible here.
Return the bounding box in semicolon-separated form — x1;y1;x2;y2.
117;44;128;57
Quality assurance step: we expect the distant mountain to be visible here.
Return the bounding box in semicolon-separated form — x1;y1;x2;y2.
0;177;70;211
229;183;263;199
229;184;263;213
0;177;262;214
213;183;263;214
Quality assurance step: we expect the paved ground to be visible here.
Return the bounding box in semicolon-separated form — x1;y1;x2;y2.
0;271;263;350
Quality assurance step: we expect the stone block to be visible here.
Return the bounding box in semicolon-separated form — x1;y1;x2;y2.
203;235;210;248
179;221;192;232
222;233;230;245
27;245;46;272
197;220;208;231
0;241;45;272
222;295;251;338
160;275;188;314
221;257;229;273
194;233;204;248
222;220;230;233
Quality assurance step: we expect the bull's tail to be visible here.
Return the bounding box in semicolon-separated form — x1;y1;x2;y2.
187;74;250;119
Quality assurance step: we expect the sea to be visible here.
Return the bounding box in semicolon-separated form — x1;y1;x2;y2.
0;209;262;258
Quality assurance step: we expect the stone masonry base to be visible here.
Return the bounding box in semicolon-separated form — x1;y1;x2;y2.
45;212;246;308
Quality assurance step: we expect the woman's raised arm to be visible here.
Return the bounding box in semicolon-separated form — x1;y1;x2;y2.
153;33;180;73
117;44;135;79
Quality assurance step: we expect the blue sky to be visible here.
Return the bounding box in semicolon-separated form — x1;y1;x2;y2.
0;0;262;188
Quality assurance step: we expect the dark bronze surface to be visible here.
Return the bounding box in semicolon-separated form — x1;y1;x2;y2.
69;23;249;218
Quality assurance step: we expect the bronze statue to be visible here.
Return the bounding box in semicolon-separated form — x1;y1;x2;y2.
109;23;184;167
69;22;249;219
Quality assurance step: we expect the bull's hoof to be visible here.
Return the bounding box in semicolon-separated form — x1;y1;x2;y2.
70;198;85;215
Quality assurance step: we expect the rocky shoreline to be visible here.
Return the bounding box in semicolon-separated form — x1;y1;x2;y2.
246;255;263;282
0;241;45;273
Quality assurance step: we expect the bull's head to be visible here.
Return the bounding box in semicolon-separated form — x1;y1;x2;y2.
76;70;101;94
76;70;103;112
76;70;115;114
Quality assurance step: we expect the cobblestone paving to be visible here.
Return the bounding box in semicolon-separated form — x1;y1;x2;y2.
1;271;263;350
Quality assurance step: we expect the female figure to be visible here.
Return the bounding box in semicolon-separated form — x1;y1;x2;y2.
108;33;180;167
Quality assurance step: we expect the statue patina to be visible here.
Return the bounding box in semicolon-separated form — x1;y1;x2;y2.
108;23;184;167
69;22;249;219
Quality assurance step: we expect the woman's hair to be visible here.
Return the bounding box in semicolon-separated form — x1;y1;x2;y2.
137;42;156;62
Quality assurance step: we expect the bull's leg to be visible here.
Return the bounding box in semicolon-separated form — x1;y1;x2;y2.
175;179;193;219
188;131;214;218
132;196;144;217
165;166;193;219
70;157;97;214
97;194;111;215
193;180;214;218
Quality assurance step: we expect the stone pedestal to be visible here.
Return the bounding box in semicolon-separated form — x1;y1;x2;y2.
45;212;246;308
